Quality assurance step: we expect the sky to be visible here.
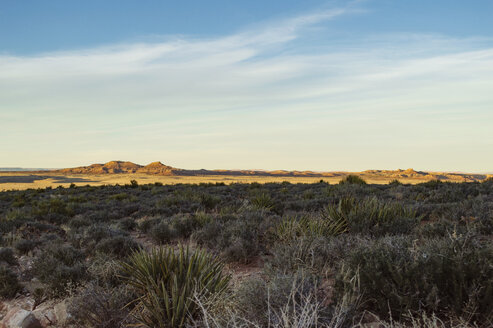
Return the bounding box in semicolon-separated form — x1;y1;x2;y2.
1;0;492;172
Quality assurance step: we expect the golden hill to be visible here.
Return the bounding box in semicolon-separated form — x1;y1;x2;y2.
52;161;489;182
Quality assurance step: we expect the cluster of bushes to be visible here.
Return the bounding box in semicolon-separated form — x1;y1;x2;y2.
0;178;492;326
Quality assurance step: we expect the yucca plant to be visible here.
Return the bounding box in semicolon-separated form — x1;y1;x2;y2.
120;246;230;328
275;214;348;242
323;197;419;236
250;192;274;210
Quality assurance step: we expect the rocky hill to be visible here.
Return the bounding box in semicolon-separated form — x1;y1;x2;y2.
51;161;489;182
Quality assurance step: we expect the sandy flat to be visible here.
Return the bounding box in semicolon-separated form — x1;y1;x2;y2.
0;171;443;191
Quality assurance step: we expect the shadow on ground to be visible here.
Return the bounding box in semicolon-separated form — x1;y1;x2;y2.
0;175;98;184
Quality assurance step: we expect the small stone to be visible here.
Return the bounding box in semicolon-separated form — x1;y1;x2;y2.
1;308;41;328
53;302;70;326
32;309;56;328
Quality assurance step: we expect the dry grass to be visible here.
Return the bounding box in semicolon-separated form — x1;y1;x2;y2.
0;172;441;191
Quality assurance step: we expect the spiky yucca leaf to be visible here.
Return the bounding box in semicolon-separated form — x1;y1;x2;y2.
275;213;348;242
120;246;230;328
323;197;419;235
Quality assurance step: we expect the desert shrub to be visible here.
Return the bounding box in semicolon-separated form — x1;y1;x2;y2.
336;235;493;321
339;175;367;185
39;232;64;245
199;193;221;210
120;246;230;328
266;235;368;275
19;221;62;235
191;221;222;248
69;216;93;229
367;312;482;328
0;265;21;298
420;179;444;189
69;283;134;328
415;219;459;238
221;236;258;263
14;238;37;254
170;214;201;238
193;218;260;263
266;238;327;274
109;192;129;201
138;216;161;233
0;247;17;265
194;211;213;226
0;210;30;233
33;243;87;297
33;198;75;224
150;221;176;244
389;179;403;185
94;235;140;257
118;217;137;231
87;254;124;287
482;176;493;184
234;272;323;327
71;223;131;256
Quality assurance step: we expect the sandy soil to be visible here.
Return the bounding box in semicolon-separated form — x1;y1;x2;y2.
0;172;440;191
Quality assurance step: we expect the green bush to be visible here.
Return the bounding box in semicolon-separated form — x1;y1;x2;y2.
0;247;17;265
170;215;201;238
14;239;37;254
33;243;87;297
87;253;125;287
266;235;368;275
94;235;140;257
150;221;175;244
339;175;367;185
118;217;137;231
69;216;93;229
69;283;134;328
0;265;21;298
191;221;223;247
193;218;261;263
120;246;230;328
110;193;129;201
138;216;161;233
199;193;220;210
336;235;493;321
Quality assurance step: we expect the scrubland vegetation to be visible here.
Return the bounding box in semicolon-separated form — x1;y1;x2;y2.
1;177;493;327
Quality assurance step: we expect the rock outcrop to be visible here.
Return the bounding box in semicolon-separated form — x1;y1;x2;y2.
51;161;489;182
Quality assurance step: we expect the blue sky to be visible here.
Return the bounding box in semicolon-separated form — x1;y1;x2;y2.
1;1;492;171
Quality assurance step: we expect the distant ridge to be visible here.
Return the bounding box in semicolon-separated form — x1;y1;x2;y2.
0;167;53;172
48;161;489;182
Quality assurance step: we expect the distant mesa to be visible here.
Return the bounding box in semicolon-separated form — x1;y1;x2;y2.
58;161;142;174
47;161;489;182
139;162;178;175
57;160;179;175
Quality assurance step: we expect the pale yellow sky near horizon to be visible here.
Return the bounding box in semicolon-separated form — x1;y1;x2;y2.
1;10;492;172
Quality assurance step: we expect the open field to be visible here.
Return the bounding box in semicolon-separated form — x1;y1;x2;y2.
0;171;482;191
1;177;493;327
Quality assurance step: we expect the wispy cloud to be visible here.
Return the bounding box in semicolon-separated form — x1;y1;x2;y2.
1;8;492;171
